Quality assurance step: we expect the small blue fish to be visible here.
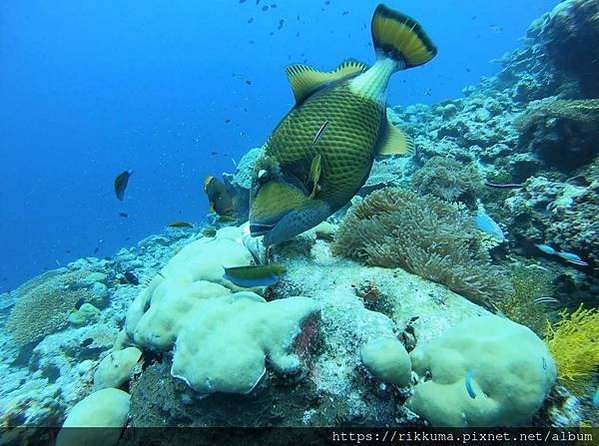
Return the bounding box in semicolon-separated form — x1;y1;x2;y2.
535;244;557;256
542;356;547;371
593;389;599;408
464;370;477;399
556;251;589;267
474;214;505;242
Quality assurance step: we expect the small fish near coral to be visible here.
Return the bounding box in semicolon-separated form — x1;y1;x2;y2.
168;221;194;229
116;271;139;286
474;213;505;242
114;170;133;201
534;244;589;267
223;264;286;288
249;4;437;245
204;175;238;221
484;180;523;189
464;370;478;399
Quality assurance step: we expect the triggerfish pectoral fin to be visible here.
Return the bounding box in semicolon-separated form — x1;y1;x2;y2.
309;154;323;198
377;120;415;156
263;201;331;246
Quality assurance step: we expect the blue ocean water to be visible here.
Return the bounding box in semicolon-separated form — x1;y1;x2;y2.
0;0;559;292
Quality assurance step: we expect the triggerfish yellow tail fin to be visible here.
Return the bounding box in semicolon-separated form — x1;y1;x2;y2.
371;4;437;69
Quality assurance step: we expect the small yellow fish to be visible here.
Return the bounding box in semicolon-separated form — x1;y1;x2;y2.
249;4;437;245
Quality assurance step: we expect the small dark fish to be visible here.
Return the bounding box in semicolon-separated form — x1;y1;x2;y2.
204;176;236;219
325;0;330;4
223;264;286;288
245;80;252;85
311;120;330;145
93;247;100;254
65;250;71;254
248;17;254;23
118;212;129;218
225;119;231;124
262;5;269;11
256;0;260;4
168;221;194;229
211;151;218;155
81;338;93;347
277;19;284;30
342;10;349;15
484;181;523;189
114;170;133;201
240;0;246;2
123;271;139;285
270;3;277;8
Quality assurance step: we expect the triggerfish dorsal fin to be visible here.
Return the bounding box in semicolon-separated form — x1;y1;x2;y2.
285;59;369;104
376;119;415;156
371;4;437;68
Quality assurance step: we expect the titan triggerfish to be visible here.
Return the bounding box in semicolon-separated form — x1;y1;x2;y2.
249;4;437;245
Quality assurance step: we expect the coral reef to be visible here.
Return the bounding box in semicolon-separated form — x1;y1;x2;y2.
408;315;556;427
333;188;512;309
5;0;599;432
515;98;599;171
541;0;599;97
6;268;108;347
545;304;599;393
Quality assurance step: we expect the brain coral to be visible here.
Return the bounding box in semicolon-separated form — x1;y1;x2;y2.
408;315;556;427
6;268;98;347
333;189;512;309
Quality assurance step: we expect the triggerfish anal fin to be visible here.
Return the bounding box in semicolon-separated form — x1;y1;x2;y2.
285;59;369;104
376;120;415;156
309;154;323;198
371;4;437;68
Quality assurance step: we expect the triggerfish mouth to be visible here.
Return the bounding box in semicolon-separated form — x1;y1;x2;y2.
249;4;437;245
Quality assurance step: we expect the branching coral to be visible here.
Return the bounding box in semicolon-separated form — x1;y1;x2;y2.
496;265;553;335
412;156;483;208
333;188;512;309
545;304;599;393
6;268;96;347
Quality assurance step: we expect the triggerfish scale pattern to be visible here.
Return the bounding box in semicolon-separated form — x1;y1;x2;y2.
249;4;437;245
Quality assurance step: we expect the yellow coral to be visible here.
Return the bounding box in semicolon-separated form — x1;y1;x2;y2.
545;304;599;392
